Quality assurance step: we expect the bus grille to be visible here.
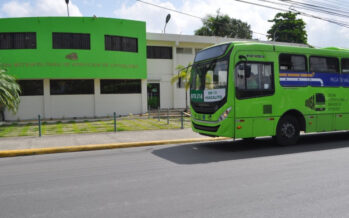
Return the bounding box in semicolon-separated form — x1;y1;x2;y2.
192;123;220;132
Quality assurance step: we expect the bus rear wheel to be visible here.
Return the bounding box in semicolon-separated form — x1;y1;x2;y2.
275;115;300;146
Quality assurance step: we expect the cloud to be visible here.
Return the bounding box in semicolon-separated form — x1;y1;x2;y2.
2;1;32;17
302;16;349;48
114;0;349;48
1;0;82;17
113;0;274;39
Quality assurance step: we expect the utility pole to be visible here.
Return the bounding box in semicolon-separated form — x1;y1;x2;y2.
65;0;70;16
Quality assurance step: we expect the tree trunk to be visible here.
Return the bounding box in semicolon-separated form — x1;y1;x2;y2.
185;89;188;112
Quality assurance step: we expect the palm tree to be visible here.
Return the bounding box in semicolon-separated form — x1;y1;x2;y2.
0;69;21;119
171;63;192;111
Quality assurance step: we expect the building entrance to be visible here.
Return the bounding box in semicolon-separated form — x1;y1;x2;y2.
147;83;160;109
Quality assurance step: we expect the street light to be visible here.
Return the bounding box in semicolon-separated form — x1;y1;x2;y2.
163;14;171;33
65;0;70;17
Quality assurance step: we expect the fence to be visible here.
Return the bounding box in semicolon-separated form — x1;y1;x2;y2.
0;109;191;138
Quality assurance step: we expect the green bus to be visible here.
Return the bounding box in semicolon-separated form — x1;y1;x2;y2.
190;41;349;145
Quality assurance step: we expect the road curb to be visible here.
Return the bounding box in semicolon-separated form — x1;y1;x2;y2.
0;137;230;158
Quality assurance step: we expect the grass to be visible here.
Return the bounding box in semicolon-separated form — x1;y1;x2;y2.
0;117;191;138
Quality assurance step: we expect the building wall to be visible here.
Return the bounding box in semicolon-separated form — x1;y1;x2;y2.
0;17;147;80
5;96;44;120
3;27;237;120
173;48;196;108
4;79;144;120
95;94;142;116
50;95;95;118
147;59;173;109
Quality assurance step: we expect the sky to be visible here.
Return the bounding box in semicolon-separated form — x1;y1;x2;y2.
0;0;348;48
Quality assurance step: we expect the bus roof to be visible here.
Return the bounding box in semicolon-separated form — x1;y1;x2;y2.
230;41;349;57
196;40;349;63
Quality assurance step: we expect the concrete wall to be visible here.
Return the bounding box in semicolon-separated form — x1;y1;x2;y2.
5;96;44;120
50;95;95;118
173;48;196;108
95;94;142;117
147;59;173;109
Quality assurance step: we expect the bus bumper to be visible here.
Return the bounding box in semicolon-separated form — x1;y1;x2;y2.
191;118;234;138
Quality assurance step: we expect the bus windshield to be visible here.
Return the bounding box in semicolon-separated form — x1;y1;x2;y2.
194;43;230;62
190;58;228;103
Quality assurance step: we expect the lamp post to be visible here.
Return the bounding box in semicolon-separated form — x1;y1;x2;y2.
65;0;70;17
163;14;171;33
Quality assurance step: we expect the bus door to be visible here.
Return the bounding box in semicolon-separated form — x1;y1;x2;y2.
233;51;276;139
308;56;340;132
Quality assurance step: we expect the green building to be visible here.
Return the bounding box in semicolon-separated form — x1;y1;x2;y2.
1;17;147;120
0;16;235;120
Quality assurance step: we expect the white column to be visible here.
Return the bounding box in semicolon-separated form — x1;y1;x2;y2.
43;79;51;119
171;44;177;109
94;79;100;117
141;79;147;114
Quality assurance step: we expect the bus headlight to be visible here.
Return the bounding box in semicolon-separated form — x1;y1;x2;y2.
219;107;232;122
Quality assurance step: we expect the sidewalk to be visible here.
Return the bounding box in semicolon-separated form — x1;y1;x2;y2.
0;129;209;151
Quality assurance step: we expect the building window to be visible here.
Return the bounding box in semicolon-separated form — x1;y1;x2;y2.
310;56;339;73
52;33;90;50
147;46;172;59
0;32;36;49
105;35;138;52
176;47;192;54
342;59;349;73
18;80;43;96
50;80;94;95
100;79;141;94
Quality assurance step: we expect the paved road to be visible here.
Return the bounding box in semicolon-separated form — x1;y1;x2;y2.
1;132;349;218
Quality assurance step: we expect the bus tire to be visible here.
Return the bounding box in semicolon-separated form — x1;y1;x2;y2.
275;115;300;146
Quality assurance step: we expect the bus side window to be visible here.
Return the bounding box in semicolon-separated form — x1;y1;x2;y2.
235;62;274;99
279;54;306;71
341;58;349;87
342;58;349;73
310;56;339;87
279;54;307;87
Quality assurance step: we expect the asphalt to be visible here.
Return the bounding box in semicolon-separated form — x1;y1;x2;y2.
2;133;349;218
0;128;220;151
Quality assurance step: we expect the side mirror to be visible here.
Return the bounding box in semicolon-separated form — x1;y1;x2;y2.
238;55;251;78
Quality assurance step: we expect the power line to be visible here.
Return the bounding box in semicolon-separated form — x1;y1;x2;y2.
235;0;349;28
276;0;349;19
135;0;268;36
242;0;349;23
135;0;202;19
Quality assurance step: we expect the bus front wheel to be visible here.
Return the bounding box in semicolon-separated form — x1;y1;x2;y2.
275;115;300;146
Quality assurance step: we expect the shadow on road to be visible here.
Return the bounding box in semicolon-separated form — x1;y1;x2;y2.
152;132;349;164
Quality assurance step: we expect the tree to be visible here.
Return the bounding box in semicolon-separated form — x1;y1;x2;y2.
171;63;192;111
267;12;307;44
195;10;252;39
0;69;21;119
